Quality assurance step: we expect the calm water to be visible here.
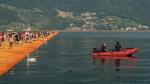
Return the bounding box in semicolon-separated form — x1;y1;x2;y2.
0;32;150;84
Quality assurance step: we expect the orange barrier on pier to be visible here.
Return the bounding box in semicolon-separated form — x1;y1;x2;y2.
0;32;59;76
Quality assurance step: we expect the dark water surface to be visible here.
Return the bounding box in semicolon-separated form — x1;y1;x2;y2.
0;32;150;84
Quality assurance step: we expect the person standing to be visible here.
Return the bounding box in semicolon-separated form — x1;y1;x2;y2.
9;34;14;49
15;33;20;45
0;32;3;48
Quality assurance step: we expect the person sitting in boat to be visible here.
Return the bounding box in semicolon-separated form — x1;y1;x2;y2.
101;43;108;52
115;41;122;51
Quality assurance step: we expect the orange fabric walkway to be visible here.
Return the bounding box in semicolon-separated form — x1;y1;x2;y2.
0;32;59;76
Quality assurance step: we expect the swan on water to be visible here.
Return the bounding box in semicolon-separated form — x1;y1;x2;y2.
27;55;36;62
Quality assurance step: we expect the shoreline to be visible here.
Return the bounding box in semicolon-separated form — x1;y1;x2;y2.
61;30;150;32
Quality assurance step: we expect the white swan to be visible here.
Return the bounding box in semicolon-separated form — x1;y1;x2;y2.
27;55;36;62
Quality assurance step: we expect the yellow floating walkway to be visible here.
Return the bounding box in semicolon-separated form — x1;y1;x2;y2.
0;32;59;76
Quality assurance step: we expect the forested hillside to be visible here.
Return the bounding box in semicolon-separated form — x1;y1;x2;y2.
0;0;150;30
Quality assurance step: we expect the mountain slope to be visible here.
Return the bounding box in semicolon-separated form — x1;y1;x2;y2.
0;0;150;30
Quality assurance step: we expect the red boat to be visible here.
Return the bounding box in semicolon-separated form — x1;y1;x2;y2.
92;48;138;59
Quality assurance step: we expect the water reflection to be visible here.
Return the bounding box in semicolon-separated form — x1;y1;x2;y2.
115;59;121;81
26;54;38;75
93;56;137;82
8;68;15;76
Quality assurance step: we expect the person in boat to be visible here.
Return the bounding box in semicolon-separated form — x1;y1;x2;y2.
101;43;108;52
115;41;122;51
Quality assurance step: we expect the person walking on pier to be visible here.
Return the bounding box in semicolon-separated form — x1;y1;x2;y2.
15;33;20;45
9;34;14;49
0;32;3;48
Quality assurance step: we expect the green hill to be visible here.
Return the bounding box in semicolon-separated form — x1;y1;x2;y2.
0;0;150;30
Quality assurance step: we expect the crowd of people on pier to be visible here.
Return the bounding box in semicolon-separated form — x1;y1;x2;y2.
0;31;54;49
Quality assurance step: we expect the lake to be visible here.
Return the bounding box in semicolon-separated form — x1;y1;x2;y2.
0;32;150;84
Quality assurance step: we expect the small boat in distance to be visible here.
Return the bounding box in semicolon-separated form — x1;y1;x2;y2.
92;48;138;59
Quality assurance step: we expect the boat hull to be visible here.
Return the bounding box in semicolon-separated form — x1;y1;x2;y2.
92;48;138;59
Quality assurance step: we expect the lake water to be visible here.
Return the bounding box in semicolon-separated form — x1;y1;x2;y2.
0;32;150;84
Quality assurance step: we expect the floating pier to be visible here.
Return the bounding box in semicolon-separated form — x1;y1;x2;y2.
0;31;59;76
